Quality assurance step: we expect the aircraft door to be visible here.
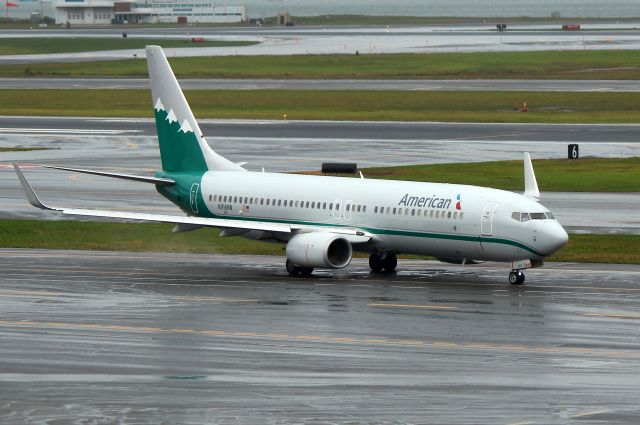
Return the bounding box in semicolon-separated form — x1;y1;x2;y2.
481;202;498;236
189;183;200;213
333;199;342;219
344;200;353;221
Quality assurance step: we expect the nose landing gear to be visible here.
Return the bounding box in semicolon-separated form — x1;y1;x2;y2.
509;269;525;285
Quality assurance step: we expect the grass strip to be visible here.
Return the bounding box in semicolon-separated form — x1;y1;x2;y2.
0;147;51;152
0;38;258;55
3;50;640;79
359;157;640;192
1;89;640;124
0;220;637;264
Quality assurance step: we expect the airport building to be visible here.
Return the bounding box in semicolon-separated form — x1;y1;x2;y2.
53;0;246;25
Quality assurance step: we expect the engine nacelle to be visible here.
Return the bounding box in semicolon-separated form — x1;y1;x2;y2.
286;232;352;269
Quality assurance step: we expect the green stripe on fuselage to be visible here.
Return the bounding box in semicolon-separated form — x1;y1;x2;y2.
160;179;543;258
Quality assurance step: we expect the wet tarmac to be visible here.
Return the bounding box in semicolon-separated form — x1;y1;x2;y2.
2;24;640;64
1;249;640;424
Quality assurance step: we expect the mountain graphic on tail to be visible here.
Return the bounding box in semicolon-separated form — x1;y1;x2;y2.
146;45;243;173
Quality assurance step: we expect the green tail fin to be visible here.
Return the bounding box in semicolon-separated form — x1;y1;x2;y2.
146;45;243;173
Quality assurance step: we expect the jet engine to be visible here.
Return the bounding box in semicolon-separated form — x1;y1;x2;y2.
286;232;352;269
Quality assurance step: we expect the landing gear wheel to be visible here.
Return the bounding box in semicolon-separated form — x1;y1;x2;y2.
369;253;384;273
286;259;302;276
382;253;397;272
509;270;525;285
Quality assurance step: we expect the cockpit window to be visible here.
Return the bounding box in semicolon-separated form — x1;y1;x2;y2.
512;211;555;222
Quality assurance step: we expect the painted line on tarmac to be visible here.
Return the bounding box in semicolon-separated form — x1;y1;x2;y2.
368;303;458;310
583;313;640;320
0;319;635;359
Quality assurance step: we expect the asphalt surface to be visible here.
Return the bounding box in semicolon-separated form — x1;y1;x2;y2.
3;77;640;92
1;249;640;424
2;24;640;63
1;117;639;231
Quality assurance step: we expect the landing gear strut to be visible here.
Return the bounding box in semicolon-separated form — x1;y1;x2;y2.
369;252;397;273
286;259;314;277
509;269;525;285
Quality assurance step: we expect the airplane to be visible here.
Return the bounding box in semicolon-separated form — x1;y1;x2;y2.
13;45;568;285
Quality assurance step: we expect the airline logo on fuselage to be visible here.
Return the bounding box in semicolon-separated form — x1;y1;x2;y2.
399;193;461;210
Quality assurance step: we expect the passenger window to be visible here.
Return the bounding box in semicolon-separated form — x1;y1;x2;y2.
460;212;464;220
447;211;451;219
453;212;458;219
411;209;415;216
266;199;270;206
278;200;282;206
435;211;440;218
357;205;361;212
244;197;248;203
295;201;299;207
317;203;321;209
405;209;409;215
392;208;397;214
363;206;366;213
374;206;378;213
417;210;421;216
260;198;264;205
209;194;212;201
323;202;326;209
386;207;390;214
398;208;403;215
346;204;350;211
234;196;238;203
213;195;217;202
329;203;333;210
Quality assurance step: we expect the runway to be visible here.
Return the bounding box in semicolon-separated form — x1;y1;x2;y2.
1;117;639;231
1;249;640;424
2;77;640;92
2;23;640;63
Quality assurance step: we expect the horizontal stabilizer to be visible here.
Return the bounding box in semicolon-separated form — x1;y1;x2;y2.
40;165;175;186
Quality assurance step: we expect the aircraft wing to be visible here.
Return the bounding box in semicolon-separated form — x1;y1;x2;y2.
14;164;371;242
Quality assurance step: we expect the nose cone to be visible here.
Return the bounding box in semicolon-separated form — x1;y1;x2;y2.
541;221;569;256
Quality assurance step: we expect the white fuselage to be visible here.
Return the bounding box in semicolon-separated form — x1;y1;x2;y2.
200;171;568;263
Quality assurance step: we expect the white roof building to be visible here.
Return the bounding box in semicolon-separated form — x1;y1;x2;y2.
53;0;246;25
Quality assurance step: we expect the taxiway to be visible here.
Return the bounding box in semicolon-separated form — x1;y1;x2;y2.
1;249;639;424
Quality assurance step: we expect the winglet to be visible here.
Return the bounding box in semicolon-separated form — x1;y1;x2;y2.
523;152;540;200
13;164;56;210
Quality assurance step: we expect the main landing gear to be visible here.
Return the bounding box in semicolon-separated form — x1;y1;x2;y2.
509;269;525;285
286;259;314;277
369;252;397;273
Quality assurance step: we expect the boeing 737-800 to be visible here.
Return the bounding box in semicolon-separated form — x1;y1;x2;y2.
14;45;568;284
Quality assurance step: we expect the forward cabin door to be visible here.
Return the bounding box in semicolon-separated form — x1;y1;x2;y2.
481;202;498;236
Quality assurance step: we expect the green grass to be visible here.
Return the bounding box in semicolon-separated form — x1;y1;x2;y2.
0;38;258;55
0;147;51;152
1;89;640;123
360;157;640;192
2;50;640;79
0;220;637;264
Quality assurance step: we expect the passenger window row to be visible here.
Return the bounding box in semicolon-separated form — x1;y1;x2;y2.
208;194;367;213
373;206;464;220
